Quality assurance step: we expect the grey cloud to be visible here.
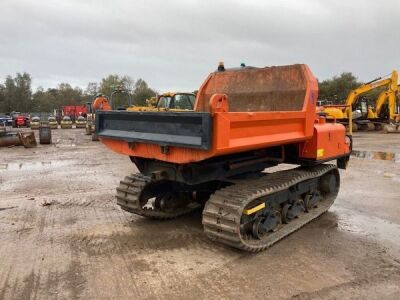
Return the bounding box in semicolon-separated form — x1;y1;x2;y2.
0;0;399;91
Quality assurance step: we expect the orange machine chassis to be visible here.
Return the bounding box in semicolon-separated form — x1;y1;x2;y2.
99;64;350;166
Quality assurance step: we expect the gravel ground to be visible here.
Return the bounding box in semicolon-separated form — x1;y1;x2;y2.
1;129;400;299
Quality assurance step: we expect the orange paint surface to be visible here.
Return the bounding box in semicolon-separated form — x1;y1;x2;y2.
100;64;350;164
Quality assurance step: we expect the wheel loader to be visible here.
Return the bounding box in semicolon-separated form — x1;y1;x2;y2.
95;63;351;252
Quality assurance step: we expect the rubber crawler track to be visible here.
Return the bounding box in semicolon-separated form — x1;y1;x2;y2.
202;164;339;252
116;174;201;219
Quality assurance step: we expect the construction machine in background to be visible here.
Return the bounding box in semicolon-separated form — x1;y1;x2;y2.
11;112;30;128
322;71;398;132
111;85;132;110
59;105;88;122
90;95;113;141
88;89;195;140
48;116;58;129
317;100;333;107
367;82;400;132
127;92;195;112
88;86;133;141
95;63;351;252
0;125;37;148
60;116;73;129
85;102;95;135
75;116;87;128
30;117;40;130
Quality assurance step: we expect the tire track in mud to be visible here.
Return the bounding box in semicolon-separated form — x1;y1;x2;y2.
3;129;400;299
51;191;116;209
68;212;224;256
292;260;400;299
161;236;400;299
99;202;142;299
65;207;235;298
91;203;130;297
0;197;88;299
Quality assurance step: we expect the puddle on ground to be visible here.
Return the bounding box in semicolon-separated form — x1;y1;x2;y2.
0;160;73;171
351;150;399;163
332;206;400;250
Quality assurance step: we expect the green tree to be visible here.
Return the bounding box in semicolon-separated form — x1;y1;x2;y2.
30;84;89;113
85;82;98;98
99;75;123;96
4;76;16;113
14;73;32;112
99;75;136;108
53;83;85;107
0;83;6;112
132;78;156;106
1;73;156;113
32;87;56;112
0;73;32;113
319;72;362;103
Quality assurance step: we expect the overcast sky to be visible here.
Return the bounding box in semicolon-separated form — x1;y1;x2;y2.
1;0;399;92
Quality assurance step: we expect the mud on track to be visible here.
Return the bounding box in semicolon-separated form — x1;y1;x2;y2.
1;129;400;299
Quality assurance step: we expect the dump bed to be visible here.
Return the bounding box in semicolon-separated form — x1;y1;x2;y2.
195;65;308;112
97;64;318;164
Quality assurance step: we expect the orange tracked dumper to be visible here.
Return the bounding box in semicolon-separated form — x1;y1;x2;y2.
97;64;351;252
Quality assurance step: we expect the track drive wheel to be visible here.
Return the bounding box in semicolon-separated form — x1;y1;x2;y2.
116;174;202;219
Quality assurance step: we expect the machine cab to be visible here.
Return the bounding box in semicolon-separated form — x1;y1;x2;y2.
353;97;369;119
156;93;195;110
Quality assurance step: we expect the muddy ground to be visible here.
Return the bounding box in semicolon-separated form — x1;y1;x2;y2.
1;129;400;299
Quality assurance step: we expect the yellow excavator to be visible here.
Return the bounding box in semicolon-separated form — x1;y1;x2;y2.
322;71;398;132
366;82;400;132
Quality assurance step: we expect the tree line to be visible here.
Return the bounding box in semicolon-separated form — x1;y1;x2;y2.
0;73;156;113
0;71;385;114
318;72;387;103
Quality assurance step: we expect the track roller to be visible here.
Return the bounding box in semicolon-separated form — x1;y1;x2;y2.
203;164;339;252
252;211;281;239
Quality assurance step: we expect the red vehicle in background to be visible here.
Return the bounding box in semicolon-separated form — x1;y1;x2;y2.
56;105;88;122
11;112;30;128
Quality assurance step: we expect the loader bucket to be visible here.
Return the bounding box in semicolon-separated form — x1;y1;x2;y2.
195;64;310;112
18;131;37;148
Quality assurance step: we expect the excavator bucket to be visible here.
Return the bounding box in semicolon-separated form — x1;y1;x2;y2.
18;131;37;148
195;65;310;112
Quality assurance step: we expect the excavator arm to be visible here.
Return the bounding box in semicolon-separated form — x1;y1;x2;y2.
374;74;399;120
344;71;397;118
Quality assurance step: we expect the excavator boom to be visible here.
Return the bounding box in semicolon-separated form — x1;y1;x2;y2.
344;71;398;117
